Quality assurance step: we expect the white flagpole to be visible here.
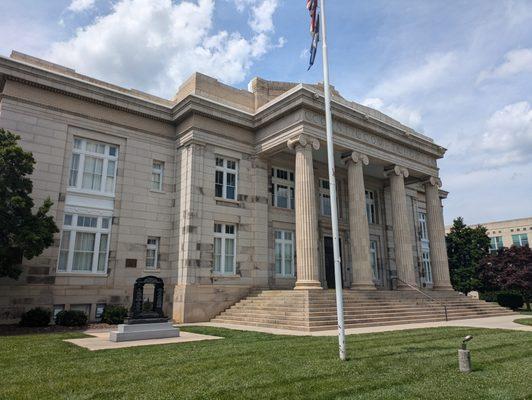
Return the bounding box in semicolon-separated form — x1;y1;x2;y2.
319;0;346;361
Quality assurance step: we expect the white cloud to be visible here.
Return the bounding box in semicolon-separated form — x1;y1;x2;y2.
477;48;532;83
48;0;281;98
360;52;458;132
362;97;423;130
479;101;532;167
249;0;278;33
233;0;278;33
369;52;457;99
67;0;96;13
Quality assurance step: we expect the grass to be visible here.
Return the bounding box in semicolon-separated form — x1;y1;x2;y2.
514;318;532;327
0;326;531;400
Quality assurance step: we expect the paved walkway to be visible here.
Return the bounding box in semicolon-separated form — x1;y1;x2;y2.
66;330;222;351
183;315;532;336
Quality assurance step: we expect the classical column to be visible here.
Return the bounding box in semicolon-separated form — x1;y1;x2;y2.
425;177;453;290
287;135;322;289
344;152;376;290
387;166;416;288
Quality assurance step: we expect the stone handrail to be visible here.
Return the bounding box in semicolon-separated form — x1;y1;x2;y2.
391;277;448;321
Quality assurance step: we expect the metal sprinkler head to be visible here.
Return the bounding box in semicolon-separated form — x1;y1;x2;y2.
459;335;474;373
461;335;473;350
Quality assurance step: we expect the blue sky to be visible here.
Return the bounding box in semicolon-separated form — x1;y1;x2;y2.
1;0;531;225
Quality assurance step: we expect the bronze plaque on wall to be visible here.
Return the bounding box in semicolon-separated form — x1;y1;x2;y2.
125;259;137;268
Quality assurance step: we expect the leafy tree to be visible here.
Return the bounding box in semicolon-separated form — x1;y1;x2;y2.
445;217;491;294
478;246;532;310
0;129;58;279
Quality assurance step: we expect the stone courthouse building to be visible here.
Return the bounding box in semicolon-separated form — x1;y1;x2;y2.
2;51;507;328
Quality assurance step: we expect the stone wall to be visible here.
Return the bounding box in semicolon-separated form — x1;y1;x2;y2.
0;84;177;321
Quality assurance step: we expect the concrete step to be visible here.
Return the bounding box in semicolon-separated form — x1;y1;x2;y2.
219;307;510;321
211;289;514;331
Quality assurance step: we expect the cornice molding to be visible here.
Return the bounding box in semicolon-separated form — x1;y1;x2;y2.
0;55;446;161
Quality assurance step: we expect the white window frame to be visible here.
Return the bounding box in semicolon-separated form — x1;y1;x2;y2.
319;179;331;216
95;303;106;321
53;305;65;319
418;212;429;249
215;157;238;200
151;161;164;191
57;211;112;274
274;230;295;276
68;137;118;196
146;237;160;269
369;240;379;280
422;250;433;283
512;233;528;247
272;167;295;209
365;190;376;224
213;223;237;274
490;236;503;253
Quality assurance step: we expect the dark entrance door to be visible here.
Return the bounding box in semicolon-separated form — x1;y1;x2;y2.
324;236;343;289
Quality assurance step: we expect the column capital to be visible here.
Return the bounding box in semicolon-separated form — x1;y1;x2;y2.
384;165;409;178
287;134;320;151
424;176;442;188
342;151;369;166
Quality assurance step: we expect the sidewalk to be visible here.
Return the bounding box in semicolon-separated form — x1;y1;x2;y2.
182;314;532;336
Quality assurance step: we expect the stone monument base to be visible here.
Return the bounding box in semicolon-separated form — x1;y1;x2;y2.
109;322;180;342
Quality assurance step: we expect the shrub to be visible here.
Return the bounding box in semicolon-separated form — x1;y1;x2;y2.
497;292;524;310
55;310;88;327
101;305;128;324
480;291;499;302
19;307;51;327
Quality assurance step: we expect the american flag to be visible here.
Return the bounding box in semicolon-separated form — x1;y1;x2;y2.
307;0;320;70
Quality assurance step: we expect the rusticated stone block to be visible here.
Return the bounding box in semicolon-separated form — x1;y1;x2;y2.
28;266;50;275
26;276;55;284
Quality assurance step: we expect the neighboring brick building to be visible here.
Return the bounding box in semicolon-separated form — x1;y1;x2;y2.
0;51;454;324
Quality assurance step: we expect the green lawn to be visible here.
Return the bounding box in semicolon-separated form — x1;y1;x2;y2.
0;326;531;400
514;318;532;327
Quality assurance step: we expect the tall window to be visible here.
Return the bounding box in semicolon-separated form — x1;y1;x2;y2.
151;161;164;191
68;138;118;195
57;213;111;274
275;230;294;276
365;190;376;224
490;236;504;253
215;157;237;200
422;250;433;283
369;240;379;280
319;179;331;216
146;237;160;269
418;212;429;246
272;167;295;209
214;223;236;274
512;234;529;247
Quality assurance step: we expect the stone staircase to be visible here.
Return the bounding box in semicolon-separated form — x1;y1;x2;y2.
211;289;515;331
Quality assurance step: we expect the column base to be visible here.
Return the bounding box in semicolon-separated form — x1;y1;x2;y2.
294;280;323;290
350;283;377;290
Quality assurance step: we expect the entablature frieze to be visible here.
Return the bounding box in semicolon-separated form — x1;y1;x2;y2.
255;108;440;176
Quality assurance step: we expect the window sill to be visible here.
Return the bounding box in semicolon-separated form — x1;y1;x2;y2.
55;272;108;277
143;268;161;273
271;206;295;212
275;275;295;279
66;188;116;199
211;273;240;278
149;189;166;194
215;197;240;206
